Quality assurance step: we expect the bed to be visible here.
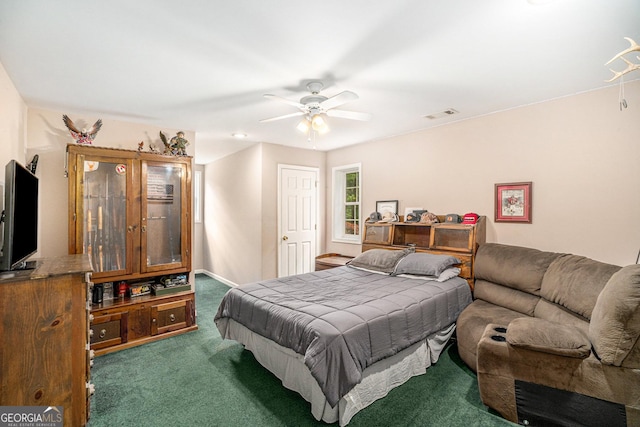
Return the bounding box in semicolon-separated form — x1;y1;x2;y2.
214;249;473;425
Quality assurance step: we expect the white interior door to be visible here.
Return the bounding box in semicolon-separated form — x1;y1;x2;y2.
278;165;318;277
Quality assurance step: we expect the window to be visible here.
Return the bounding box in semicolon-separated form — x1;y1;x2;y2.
332;163;361;243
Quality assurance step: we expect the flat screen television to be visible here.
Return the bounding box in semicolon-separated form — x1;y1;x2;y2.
0;160;39;271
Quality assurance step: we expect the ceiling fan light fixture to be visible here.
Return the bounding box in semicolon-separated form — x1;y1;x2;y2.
311;115;329;133
296;118;311;133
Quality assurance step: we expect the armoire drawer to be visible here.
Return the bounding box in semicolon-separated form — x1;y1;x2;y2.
90;312;128;350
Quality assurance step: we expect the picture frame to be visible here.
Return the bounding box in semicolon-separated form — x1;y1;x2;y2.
376;200;398;215
495;182;532;223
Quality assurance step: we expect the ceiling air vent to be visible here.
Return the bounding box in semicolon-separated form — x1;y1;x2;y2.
424;108;458;120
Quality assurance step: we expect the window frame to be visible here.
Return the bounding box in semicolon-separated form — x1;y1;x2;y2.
332;163;362;244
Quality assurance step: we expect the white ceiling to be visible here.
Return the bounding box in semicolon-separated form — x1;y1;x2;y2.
0;0;638;164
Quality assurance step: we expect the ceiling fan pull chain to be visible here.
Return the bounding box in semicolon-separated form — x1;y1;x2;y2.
619;74;627;110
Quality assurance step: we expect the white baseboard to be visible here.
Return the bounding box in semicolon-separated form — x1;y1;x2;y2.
195;269;238;288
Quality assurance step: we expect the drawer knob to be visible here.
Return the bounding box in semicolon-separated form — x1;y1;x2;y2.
169;314;176;322
99;329;106;339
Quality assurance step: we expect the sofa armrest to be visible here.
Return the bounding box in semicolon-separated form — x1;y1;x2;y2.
506;317;591;359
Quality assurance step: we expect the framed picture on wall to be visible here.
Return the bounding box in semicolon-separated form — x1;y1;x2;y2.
376;200;398;215
495;182;532;223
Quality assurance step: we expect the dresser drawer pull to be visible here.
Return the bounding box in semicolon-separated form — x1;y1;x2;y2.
99;329;106;339
169;314;176;322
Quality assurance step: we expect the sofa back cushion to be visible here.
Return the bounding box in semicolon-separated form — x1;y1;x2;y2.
474;280;540;316
589;264;640;368
540;254;621;320
474;243;562;296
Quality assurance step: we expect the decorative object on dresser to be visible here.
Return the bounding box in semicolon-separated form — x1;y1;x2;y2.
67;144;197;355
0;255;93;426
495;182;532;223
362;214;486;288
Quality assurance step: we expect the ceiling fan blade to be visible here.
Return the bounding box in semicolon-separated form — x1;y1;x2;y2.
326;109;371;121
264;94;305;109
259;111;305;123
319;90;359;110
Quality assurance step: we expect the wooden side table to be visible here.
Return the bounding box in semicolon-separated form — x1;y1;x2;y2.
315;253;354;271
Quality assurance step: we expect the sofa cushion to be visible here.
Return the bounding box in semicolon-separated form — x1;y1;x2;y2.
474;280;540;316
533;299;590;337
456;299;527;372
506;317;591;359
541;254;621;320
474;243;561;296
589;264;640;367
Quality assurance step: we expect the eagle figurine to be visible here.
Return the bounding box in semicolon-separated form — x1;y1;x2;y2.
63;114;103;144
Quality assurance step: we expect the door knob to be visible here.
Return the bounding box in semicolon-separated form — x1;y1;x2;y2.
282;236;288;241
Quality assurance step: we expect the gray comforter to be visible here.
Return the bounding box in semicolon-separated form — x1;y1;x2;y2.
214;265;472;406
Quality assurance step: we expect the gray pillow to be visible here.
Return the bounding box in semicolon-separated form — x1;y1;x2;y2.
347;248;412;273
391;252;460;277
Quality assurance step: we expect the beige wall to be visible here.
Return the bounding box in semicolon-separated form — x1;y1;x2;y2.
203;142;326;285
204;144;263;284
327;81;640;266
0;61;28;193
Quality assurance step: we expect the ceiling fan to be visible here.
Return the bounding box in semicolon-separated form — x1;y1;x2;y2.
260;82;371;134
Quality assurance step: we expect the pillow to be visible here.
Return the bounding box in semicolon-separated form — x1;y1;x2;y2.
396;267;461;282
347;248;412;273
391;252;460;277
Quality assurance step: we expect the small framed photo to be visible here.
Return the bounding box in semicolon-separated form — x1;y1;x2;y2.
495;182;532;223
376;200;398;215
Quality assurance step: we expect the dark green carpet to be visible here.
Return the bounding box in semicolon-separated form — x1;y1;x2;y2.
88;274;515;426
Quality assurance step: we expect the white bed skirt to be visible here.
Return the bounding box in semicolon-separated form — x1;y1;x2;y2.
223;319;456;426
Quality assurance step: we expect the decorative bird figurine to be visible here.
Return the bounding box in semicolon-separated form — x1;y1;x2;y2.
63;114;103;144
159;131;172;155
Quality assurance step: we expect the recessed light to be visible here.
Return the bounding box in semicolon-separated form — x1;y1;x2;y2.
232;133;247;139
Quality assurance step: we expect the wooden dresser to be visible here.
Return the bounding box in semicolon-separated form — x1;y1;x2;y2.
0;255;93;426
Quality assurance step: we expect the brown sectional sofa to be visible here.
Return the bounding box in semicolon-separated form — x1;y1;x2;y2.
456;243;640;426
